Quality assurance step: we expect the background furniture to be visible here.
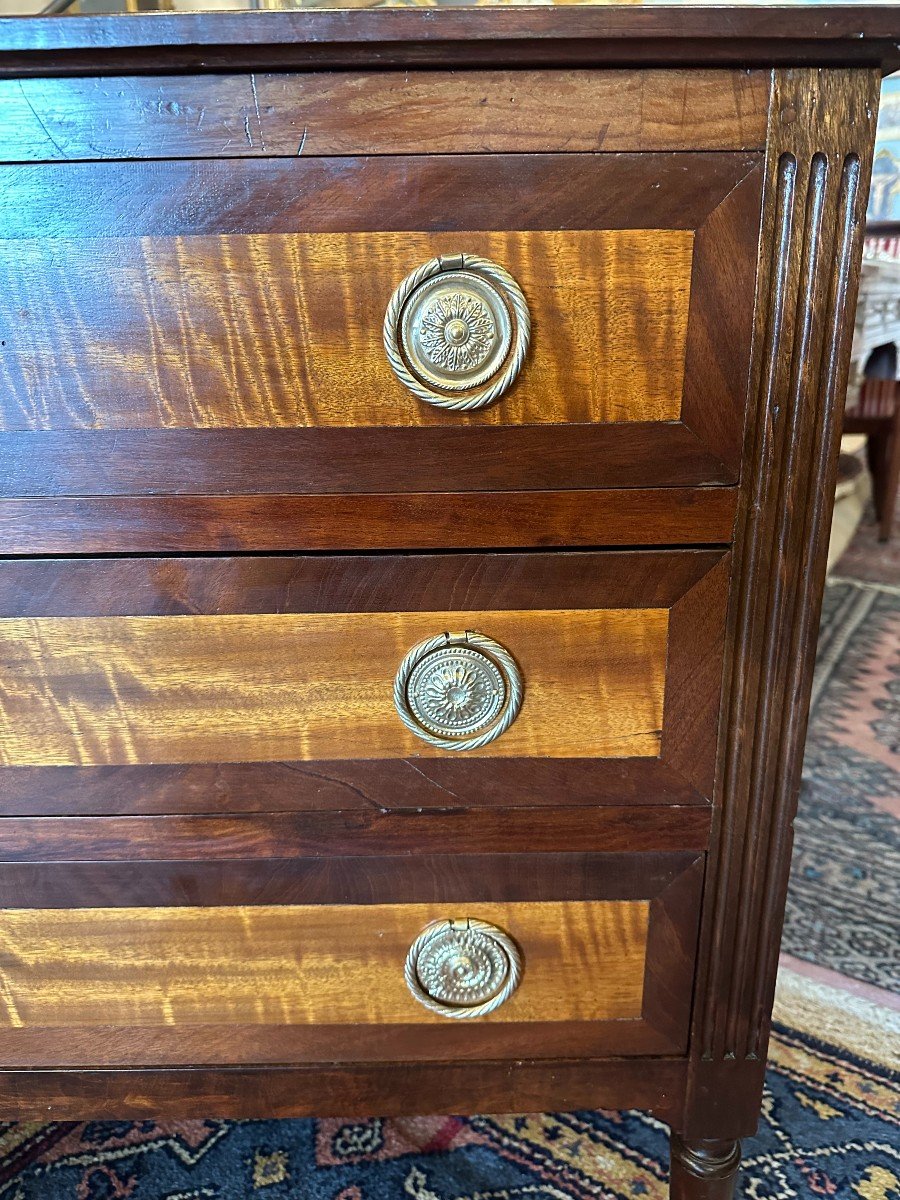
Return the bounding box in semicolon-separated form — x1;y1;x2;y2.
845;223;900;541
0;9;896;1198
844;377;900;542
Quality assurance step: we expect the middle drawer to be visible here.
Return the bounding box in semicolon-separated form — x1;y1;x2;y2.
0;549;728;815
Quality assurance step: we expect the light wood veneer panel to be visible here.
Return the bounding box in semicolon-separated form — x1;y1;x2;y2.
0;229;692;431
0;609;667;766
0;901;648;1029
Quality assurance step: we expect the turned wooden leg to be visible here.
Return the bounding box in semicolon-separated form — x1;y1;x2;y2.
878;416;900;542
670;1134;741;1200
867;433;888;525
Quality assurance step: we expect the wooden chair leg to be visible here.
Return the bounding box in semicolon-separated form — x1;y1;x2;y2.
878;417;900;542
670;1134;742;1200
867;432;887;525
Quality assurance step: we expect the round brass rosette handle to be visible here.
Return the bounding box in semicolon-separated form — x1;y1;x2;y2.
383;252;531;411
393;630;524;751
405;918;522;1019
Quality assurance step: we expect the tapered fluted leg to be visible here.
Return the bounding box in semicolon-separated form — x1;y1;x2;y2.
670;1134;741;1200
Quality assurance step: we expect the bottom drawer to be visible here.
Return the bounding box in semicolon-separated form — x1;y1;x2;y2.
0;846;703;1069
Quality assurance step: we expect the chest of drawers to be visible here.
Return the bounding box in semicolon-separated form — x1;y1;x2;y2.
0;7;896;1197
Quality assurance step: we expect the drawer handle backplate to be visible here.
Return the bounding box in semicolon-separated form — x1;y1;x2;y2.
405;917;522;1019
384;252;531;411
393;630;524;751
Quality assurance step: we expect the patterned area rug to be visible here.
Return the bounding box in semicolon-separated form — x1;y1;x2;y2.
784;487;900;993
0;972;897;1200
784;575;900;990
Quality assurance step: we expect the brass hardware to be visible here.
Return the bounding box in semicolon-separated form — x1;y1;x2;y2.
393;630;524;751
405;918;522;1019
384;253;531;410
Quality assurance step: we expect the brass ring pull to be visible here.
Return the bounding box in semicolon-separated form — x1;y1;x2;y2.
393;630;524;751
384;252;531;411
405;918;522;1019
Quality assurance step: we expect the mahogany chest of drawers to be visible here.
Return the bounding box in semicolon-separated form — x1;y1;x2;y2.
0;8;896;1197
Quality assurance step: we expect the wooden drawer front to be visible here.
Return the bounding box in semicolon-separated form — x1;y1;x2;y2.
0;138;762;532
0;849;703;1066
0;550;728;811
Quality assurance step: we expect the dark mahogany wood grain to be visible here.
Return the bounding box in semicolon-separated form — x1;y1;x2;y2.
0;1058;687;1122
3;425;737;498
0;807;711;862
671;1137;742;1200
662;554;731;800
0;490;737;553
0;1020;677;1069
0;9;895;74
642;857;705;1051
0;759;708;817
681;164;763;472
0;154;756;239
3;424;739;499
0;850;702;909
0;71;768;161
0;551;723;616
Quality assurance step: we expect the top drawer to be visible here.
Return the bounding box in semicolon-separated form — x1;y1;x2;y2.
0;70;765;548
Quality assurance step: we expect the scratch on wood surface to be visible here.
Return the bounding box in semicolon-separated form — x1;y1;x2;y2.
17;81;67;160
249;73;266;151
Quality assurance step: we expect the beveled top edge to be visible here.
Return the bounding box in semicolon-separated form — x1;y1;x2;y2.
0;6;897;75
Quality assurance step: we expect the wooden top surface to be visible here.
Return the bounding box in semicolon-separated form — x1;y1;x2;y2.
1;7;897;74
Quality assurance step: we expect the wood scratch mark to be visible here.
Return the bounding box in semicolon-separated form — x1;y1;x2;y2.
403;760;467;804
17;80;68;160
297;126;309;155
249;73;266;151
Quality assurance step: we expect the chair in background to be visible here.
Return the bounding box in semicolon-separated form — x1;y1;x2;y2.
844;374;900;542
846;222;900;542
